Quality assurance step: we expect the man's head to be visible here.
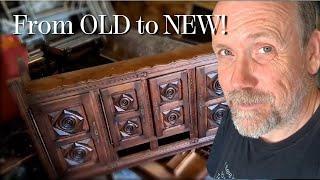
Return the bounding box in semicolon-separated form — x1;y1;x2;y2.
212;2;320;138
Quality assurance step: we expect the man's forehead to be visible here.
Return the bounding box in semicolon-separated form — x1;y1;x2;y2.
214;1;297;16
212;1;299;46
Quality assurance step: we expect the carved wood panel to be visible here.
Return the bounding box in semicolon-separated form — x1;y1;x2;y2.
100;81;154;150
10;44;216;179
207;103;229;129
31;93;109;174
196;65;229;137
58;138;98;172
50;108;89;137
149;71;191;138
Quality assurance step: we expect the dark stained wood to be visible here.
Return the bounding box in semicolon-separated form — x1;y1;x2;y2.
8;43;226;179
100;81;155;151
29;92;109;175
196;64;228;137
149;71;191;138
188;68;198;139
65;136;215;179
25;43;212;93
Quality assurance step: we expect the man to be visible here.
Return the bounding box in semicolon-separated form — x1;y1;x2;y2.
207;1;320;179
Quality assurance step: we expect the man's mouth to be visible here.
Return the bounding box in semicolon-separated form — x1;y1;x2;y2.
233;103;266;110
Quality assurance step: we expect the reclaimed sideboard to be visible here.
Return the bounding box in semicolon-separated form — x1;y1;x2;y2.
8;43;228;179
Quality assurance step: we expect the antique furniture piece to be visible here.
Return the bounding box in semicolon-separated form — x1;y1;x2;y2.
9;40;228;179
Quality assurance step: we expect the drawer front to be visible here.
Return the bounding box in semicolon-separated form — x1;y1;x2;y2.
31;93;108;174
100;81;153;149
196;65;229;137
149;71;191;137
207;103;229;129
56;138;98;173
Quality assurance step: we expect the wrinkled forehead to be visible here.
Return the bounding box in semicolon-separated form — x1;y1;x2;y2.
213;1;299;42
214;1;297;20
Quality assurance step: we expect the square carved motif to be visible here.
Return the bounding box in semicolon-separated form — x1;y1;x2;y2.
159;80;182;102
207;103;229;128
117;117;142;140
61;138;96;167
162;107;184;129
206;72;224;98
112;90;138;113
48;106;89;137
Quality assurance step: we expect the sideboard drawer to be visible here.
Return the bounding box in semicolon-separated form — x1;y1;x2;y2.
56;138;98;173
100;81;154;149
31;93;109;174
196;65;229;137
149;71;191;138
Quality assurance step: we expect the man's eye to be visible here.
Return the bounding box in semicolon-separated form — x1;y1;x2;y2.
219;49;233;56
258;46;273;54
253;45;277;63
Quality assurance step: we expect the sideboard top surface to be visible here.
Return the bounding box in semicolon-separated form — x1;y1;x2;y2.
24;43;214;93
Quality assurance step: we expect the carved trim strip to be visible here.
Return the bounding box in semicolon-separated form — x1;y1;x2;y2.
28;109;56;172
28;71;147;102
98;93;113;145
27;54;215;103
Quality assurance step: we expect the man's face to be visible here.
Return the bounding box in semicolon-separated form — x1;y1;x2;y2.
212;2;313;138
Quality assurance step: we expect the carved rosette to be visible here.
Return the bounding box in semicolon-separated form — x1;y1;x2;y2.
63;140;94;166
207;72;224;97
160;81;180;102
163;107;183;128
118;118;142;139
113;93;135;112
53;110;84;136
208;103;229;127
120;120;139;138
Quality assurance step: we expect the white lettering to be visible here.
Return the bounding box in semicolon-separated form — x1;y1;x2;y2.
80;15;97;34
182;15;196;34
14;15;28;35
38;21;50;34
163;14;227;35
52;20;73;34
113;15;130;34
136;16;144;34
163;15;180;35
145;20;158;34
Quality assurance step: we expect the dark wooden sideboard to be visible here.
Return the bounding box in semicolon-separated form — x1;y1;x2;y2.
8;43;228;179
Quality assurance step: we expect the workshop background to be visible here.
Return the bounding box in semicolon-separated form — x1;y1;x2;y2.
0;1;217;179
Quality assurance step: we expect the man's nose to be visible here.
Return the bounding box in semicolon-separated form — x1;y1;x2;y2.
231;56;258;89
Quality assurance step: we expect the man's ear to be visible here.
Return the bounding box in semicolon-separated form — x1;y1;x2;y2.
306;30;320;75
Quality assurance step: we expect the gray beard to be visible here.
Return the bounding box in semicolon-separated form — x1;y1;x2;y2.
226;77;309;139
231;106;280;139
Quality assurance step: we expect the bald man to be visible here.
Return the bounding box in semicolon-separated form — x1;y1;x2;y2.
207;2;320;179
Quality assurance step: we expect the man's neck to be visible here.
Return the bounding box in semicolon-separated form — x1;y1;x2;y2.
260;87;320;143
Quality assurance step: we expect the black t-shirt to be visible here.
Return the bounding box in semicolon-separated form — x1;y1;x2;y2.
207;106;320;179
